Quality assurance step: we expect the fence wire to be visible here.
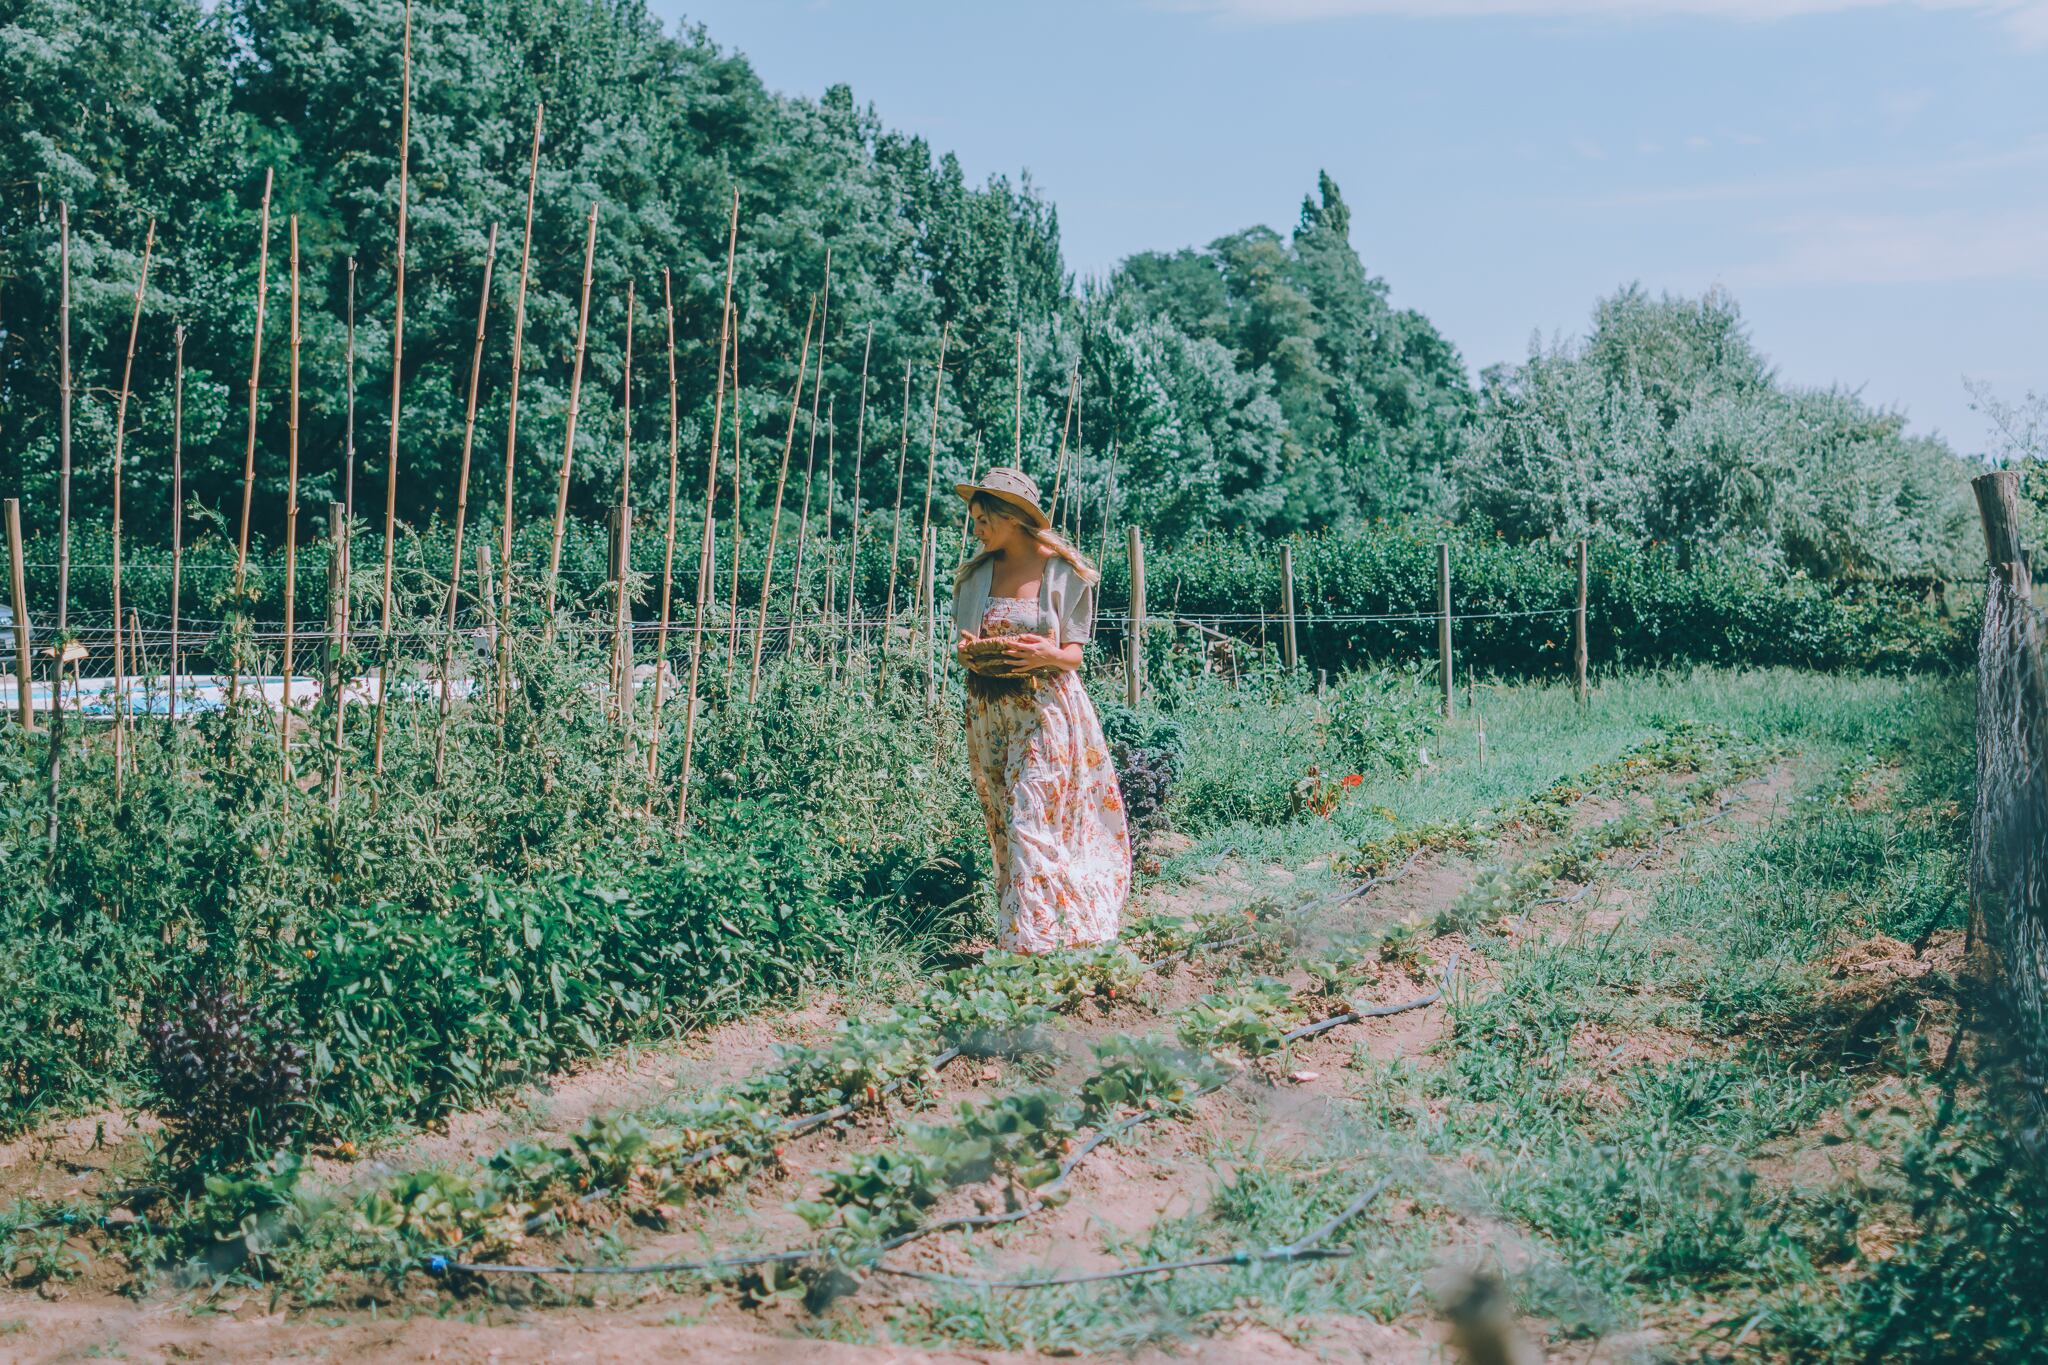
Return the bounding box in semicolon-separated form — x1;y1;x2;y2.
1971;564;2048;1163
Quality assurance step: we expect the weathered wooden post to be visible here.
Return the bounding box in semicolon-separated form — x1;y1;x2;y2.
1127;526;1146;707
1974;470;2029;588
6;500;30;727
1279;542;1298;673
1437;542;1453;720
1574;538;1589;705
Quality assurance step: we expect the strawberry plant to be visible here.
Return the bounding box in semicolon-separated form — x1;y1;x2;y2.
1177;979;1300;1059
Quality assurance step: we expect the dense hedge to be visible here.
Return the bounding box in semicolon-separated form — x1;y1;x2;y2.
1095;528;1977;677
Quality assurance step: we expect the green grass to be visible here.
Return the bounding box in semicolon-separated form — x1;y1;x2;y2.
1152;665;1954;885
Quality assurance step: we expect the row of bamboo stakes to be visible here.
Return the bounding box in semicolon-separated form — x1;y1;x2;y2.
7;0;1130;843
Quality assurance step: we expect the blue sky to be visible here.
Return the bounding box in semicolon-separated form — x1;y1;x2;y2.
658;0;2048;456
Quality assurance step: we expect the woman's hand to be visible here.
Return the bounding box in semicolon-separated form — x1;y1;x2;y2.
991;633;1081;675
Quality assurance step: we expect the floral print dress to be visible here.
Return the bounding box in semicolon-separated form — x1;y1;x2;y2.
965;595;1132;953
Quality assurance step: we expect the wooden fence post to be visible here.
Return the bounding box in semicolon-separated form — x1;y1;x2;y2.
6;500;30;728
1279;542;1298;672
1574;538;1589;705
1974;471;2030;589
1437;541;1453;720
1127;526;1146;707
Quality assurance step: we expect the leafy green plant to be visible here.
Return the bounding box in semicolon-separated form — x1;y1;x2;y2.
1178;979;1300;1059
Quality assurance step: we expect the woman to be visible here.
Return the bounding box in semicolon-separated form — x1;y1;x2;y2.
952;467;1131;953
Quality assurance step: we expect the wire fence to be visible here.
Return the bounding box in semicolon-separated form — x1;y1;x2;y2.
1968;472;2048;1165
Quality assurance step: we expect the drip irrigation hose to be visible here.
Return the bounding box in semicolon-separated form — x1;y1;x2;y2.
1281;951;1463;1044
866;1176;1390;1291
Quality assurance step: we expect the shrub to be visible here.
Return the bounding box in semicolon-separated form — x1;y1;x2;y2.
1096;527;1974;678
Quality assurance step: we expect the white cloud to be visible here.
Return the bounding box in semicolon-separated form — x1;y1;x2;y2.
1729;208;2048;285
1168;0;2048;46
1571;136;1609;159
1685;134;1713;150
1575;136;2048;208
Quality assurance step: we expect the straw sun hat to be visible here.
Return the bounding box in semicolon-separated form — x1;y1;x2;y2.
953;466;1050;530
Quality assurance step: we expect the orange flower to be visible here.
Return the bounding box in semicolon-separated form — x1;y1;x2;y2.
1341;774;1363;788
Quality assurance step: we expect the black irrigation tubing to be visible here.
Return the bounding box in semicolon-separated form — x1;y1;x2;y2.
866;1176;1392;1292
1281;951;1464;1044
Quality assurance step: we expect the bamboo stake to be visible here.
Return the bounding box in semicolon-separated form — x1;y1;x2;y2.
7;502;29;727
1097;436;1118;569
1047;362;1077;518
169;325;184;723
432;223;498;788
663;278;729;822
914;324;949;612
55;203;72;634
724;303;744;676
790;251;830;629
665;191;739;803
543;202;601;633
281;217;303;777
844;323;873;655
370;1;413;782
110;217;154;794
610;283;636;732
1126;526;1145;707
645;269;683;793
128;611;143;732
229;170;273;712
341;257;357;644
958;431;983;565
820;395;836;635
674;204;742;824
923;525;938;705
497;104;543;722
882;358;912;633
746;298;817;703
330;264;356;821
325;503;346;818
1067;367;1083;541
46;205;73;867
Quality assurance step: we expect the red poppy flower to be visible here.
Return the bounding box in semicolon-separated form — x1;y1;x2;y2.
1341;774;1363;788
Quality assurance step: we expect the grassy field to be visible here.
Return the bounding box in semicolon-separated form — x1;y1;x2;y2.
3;663;2042;1362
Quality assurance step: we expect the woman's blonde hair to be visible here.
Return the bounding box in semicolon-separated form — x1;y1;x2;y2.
957;492;1100;585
